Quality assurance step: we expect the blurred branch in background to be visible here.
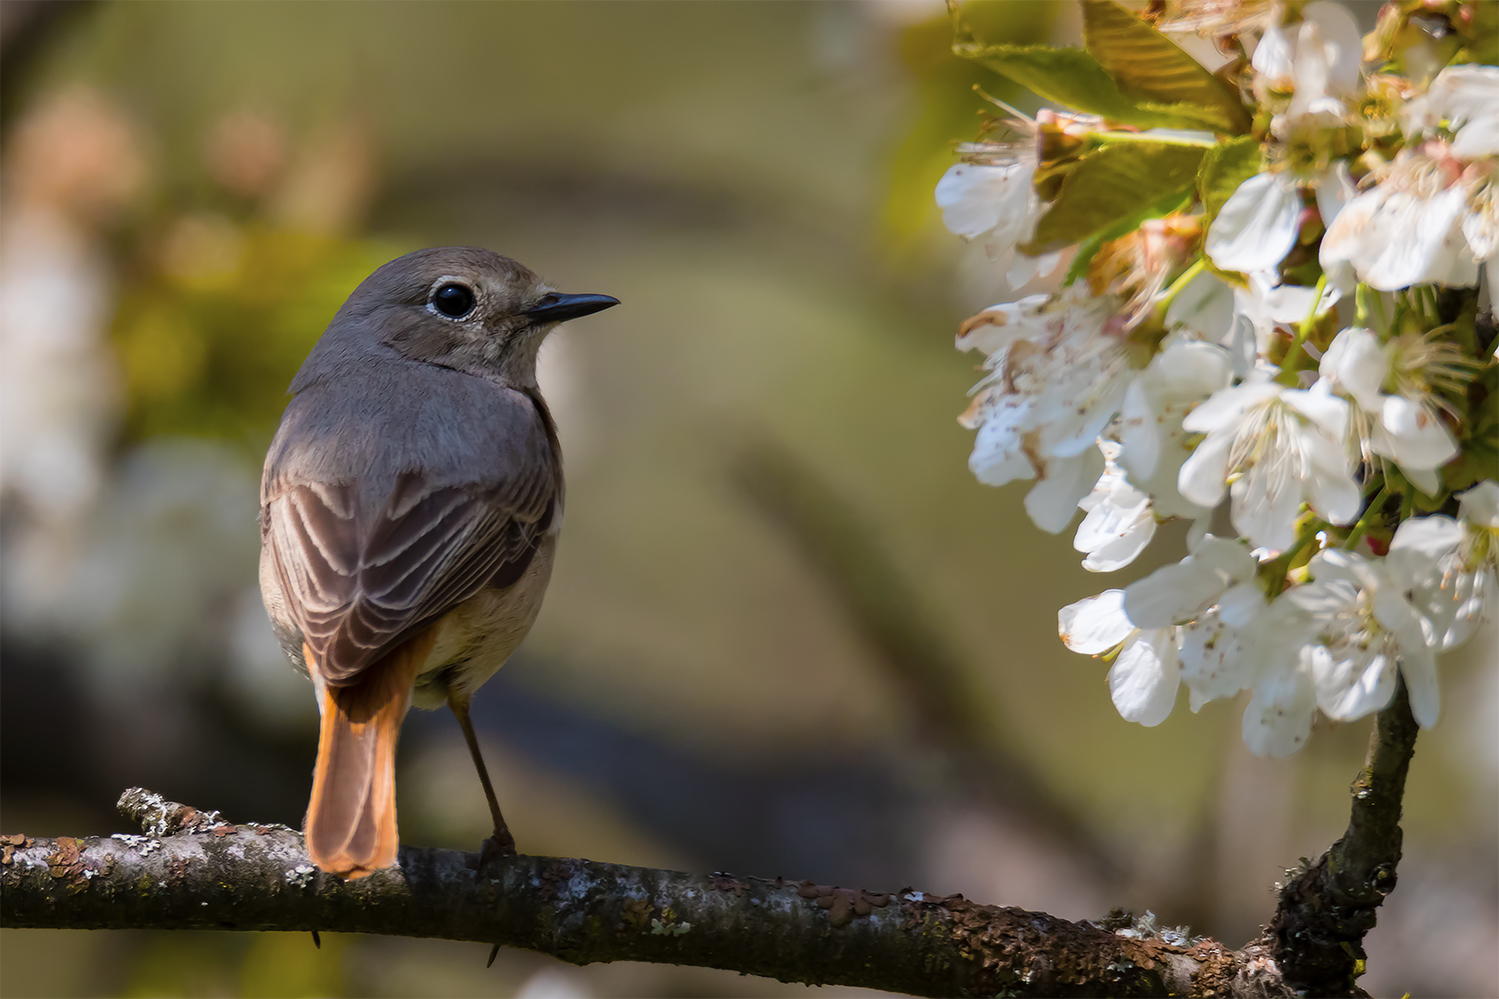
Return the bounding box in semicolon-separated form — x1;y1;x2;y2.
0;0;95;131
2;788;1293;999
734;438;1114;878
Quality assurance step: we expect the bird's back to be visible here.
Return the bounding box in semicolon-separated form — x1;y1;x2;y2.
259;354;562;681
263;356;558;513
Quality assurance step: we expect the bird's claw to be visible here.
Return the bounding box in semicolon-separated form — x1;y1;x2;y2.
474;827;518;877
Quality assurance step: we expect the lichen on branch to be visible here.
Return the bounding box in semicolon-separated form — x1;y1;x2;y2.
0;789;1293;998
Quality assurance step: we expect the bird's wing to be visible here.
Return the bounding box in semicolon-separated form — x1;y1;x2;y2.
263;456;556;686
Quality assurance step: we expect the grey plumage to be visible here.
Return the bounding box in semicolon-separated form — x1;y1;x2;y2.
257;246;616;877
261;359;561;685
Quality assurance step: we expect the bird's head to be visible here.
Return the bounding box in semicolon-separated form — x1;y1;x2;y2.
331;246;618;387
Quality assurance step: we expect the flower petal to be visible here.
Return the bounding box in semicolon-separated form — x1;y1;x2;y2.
1403;64;1499;152
1059;590;1133;654
1026;448;1105;534
1108;629;1180;726
1303;1;1361;94
1284;383;1349;441
1229;450;1303;552
1124;559;1223;628
969;398;1035;486
1166;272;1237;341
1182;381;1279;434
1251;19;1292;78
1242;656;1317;758
935;162;1036;244
1206;172;1303;275
1217;581;1267;628
1379;395;1458;472
1307;547;1376;589
1365;187;1479;291
1080;518;1156;573
1178;428;1233;509
1312;644;1396;721
1458;480;1499;528
1401;649;1441;728
1314;161;1357;228
956;294;1052;354
1178;611;1254;708
1319;327;1388;412
1302;427;1362;526
1117;380;1161;483
1192;533;1258;583
1389;513;1462;560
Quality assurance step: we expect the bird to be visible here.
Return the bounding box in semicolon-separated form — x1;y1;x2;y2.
258;246;617;878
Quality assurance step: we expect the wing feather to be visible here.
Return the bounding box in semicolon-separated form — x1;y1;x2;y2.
265;461;556;686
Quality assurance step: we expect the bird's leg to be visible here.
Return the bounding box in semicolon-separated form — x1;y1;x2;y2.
447;693;517;869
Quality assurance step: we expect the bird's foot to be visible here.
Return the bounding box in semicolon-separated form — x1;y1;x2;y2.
474;825;518;877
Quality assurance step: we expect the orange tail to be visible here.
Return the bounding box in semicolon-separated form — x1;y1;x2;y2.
303;630;435;879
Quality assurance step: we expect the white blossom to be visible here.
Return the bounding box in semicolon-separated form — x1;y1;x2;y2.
1387;480;1499;650
934;111;1075;289
959;292;1133;533
1117;338;1233;518
1253;1;1362;130
955;293;1052;355
938;0;1496;759
1063;538;1276;731
1074;442;1156;572
936;160;1041;254
1280;548;1442;728
1059;590;1178;726
1123;534;1261;630
1241;646;1318;757
1125;534;1269;713
1320;143;1494;291
1024;449;1106;535
1205;164;1353;278
1229;270;1342;374
1177;604;1259;710
1178;374;1360;552
1164;271;1236;343
1401;64;1499;159
1204;171;1304;274
1318;326;1459;494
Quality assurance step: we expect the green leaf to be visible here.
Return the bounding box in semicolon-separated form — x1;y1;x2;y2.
954;42;1238;131
1081;1;1252;135
1062;187;1194;286
1197;134;1262;223
1021;140;1205;254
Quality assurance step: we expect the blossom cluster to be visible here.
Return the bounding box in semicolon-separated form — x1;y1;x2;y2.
938;0;1497;755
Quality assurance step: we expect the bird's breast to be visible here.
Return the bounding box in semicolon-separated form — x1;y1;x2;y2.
409;532;558;709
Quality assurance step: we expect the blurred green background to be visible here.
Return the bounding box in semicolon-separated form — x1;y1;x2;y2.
1;2;1493;997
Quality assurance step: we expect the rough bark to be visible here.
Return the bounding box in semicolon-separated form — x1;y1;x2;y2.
2;788;1293;998
1266;685;1421;997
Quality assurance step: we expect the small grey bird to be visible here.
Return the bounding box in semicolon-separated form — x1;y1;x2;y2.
258;247;617;878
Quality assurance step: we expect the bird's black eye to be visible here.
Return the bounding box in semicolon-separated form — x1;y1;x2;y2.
430;282;476;319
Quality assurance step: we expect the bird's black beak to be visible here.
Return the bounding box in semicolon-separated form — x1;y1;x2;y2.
526;292;620;324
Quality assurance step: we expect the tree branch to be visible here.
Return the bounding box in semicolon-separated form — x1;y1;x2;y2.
1267;684;1420;997
2;789;1292;998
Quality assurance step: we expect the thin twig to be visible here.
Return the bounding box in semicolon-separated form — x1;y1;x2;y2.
1266;684;1420;997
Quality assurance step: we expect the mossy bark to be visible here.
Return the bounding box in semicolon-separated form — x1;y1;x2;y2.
2;789;1293;998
